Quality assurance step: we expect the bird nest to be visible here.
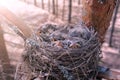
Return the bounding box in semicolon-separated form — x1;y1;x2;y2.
15;23;101;80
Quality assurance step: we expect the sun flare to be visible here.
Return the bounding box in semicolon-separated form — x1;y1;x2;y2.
0;0;14;7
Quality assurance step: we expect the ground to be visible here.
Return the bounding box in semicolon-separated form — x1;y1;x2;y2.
0;0;120;79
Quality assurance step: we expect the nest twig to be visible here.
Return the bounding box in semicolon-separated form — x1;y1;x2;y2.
15;23;101;80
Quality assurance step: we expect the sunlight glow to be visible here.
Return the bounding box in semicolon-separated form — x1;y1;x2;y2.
0;0;10;6
0;0;16;8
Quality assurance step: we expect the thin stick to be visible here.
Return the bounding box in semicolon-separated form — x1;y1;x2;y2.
0;6;32;39
108;0;120;47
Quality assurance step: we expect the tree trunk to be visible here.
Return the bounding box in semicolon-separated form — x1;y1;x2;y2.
81;0;117;42
52;0;55;14
41;0;44;9
55;0;58;17
78;0;80;5
34;0;37;6
68;0;72;23
0;25;11;79
48;0;51;12
62;0;65;20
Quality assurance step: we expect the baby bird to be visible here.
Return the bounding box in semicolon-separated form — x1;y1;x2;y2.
36;24;58;42
69;24;91;40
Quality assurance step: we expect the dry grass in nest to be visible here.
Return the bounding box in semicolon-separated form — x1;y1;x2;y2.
14;23;101;80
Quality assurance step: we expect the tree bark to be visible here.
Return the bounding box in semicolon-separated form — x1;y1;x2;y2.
81;0;117;42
